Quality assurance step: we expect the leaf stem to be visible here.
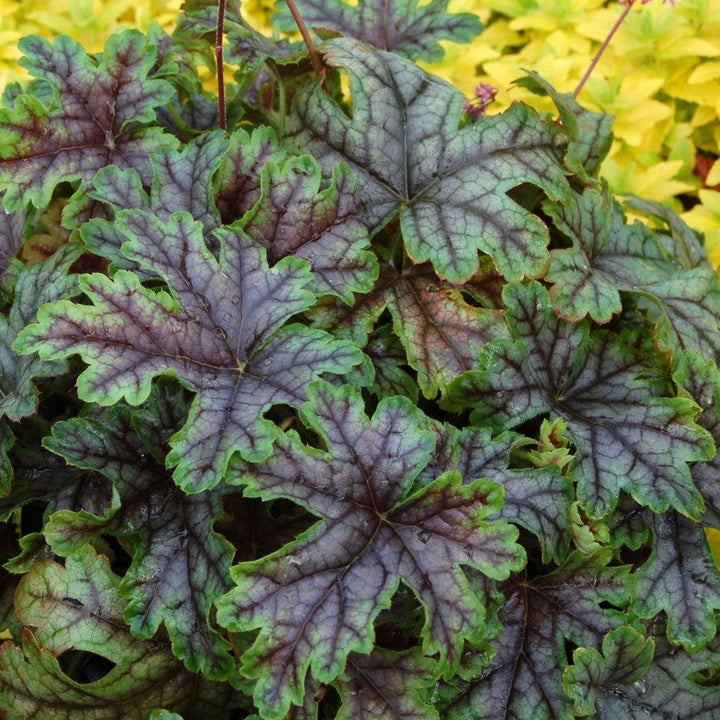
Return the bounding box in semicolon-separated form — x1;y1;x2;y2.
216;0;227;130
284;0;324;78
573;0;635;99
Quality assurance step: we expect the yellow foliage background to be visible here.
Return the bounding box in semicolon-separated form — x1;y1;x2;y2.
0;0;718;565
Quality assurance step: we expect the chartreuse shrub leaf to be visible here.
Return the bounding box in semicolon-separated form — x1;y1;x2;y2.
14;211;362;492
443;551;634;720
0;31;177;212
42;398;235;678
287;38;570;283
0;546;240;719
445;282;714;519
563;621;720;719
218;381;525;718
0;243;82;428
273;0;483;62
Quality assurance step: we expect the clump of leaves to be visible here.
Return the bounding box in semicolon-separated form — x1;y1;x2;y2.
1;2;720;719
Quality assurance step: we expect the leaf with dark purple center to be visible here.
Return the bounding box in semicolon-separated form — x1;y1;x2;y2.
14;210;362;491
273;0;483;62
287;38;569;283
217;381;525;718
443;551;634;720
0;31;177;211
445;281;714;519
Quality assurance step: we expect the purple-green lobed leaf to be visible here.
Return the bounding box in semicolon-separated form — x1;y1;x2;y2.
14;211;362;491
273;0;483;62
287;38;570;283
218;381;525;718
445;281;714;518
0;31;177;211
42;397;235;679
443;551;634;720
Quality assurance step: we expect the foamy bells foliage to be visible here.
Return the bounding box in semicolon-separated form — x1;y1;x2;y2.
0;7;720;720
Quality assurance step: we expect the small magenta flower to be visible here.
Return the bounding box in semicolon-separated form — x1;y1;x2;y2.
464;83;498;116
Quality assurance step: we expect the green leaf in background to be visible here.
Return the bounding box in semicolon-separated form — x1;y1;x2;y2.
0;31;176;211
0;546;241;719
273;0;483;62
218;381;525;718
287;38;569;283
445;282;714;518
546;187;720;362
14;211;361;491
562;626;655;717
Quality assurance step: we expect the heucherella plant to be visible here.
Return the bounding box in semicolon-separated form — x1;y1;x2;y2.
0;1;720;719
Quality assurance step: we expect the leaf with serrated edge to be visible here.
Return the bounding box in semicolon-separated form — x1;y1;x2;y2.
564;619;720;719
218;381;525;718
14;211;362;491
418;423;573;563
0;546;239;719
546;188;720;361
634;510;720;651
516;71;614;179
562;626;655;717
0;243;82;428
445;282;713;519
336;649;439;720
311;261;508;398
273;0;482;62
43;402;235;679
676;354;720;527
0;31;177;211
443;551;633;720
287;38;569;283
240;156;378;302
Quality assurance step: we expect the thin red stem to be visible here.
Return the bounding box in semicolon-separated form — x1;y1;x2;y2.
573;0;635;99
284;0;324;78
216;0;227;130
